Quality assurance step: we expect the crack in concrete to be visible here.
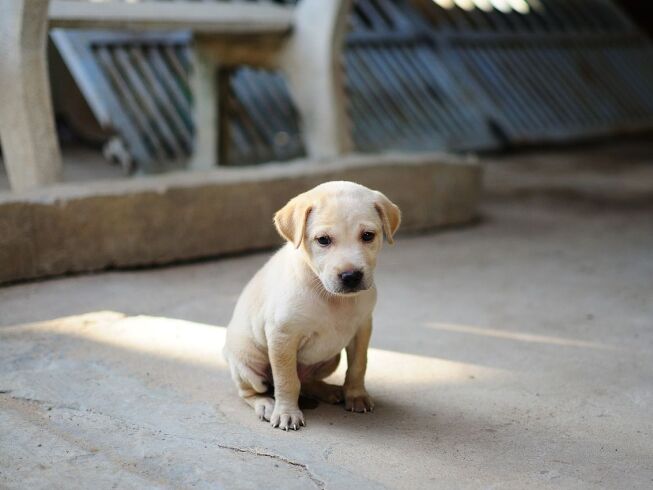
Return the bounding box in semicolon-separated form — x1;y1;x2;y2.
215;444;325;489
2;392;326;488
1;394;174;487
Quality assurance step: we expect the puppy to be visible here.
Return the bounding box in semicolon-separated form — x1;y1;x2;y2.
223;181;400;430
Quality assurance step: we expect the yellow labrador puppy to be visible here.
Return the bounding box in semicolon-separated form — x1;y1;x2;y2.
223;181;400;430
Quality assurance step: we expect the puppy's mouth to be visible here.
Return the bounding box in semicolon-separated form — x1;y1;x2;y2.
311;270;372;297
327;283;371;296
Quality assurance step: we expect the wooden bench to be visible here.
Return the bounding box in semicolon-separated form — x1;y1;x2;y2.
0;0;352;191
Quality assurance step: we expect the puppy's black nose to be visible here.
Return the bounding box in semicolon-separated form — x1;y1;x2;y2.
339;270;363;289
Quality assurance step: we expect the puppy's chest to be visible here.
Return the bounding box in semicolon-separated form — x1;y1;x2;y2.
297;305;366;364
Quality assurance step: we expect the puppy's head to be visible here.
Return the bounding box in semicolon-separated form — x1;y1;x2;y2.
274;181;401;296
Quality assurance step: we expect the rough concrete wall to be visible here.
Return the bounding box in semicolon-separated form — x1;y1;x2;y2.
0;153;481;284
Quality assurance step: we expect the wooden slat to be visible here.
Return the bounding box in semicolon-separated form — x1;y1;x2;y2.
49;0;293;35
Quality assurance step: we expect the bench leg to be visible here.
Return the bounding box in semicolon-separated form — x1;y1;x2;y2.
281;0;353;160
190;43;233;169
0;0;62;191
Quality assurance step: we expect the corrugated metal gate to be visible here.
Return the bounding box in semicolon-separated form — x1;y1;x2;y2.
51;0;653;172
52;28;306;171
418;0;653;143
345;0;496;153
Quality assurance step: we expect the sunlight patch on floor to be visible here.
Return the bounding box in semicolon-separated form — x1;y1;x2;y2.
4;312;507;387
425;322;612;350
364;348;506;385
5;311;228;369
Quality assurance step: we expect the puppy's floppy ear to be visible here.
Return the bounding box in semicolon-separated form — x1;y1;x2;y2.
274;193;312;248
374;191;401;244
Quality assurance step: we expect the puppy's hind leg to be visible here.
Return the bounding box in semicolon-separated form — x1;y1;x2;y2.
240;386;275;422
301;354;344;405
228;358;274;421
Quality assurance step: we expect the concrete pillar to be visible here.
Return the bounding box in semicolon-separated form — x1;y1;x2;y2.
0;0;63;191
280;0;353;160
189;43;220;170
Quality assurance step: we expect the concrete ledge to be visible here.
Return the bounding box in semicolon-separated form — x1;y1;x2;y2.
0;153;481;284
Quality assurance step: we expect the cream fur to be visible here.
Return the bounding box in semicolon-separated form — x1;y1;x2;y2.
223;181;400;430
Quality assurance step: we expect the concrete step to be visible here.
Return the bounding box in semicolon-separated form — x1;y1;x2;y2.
0;152;481;284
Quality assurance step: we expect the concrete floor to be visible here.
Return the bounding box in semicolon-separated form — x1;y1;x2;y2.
1;141;653;489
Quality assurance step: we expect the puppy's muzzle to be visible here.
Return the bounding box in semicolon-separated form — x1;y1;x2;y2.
339;270;364;292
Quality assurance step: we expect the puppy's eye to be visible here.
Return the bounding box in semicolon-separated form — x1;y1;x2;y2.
316;235;332;246
361;231;376;242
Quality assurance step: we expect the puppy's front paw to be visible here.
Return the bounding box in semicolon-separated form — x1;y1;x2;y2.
344;389;374;413
270;406;305;431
